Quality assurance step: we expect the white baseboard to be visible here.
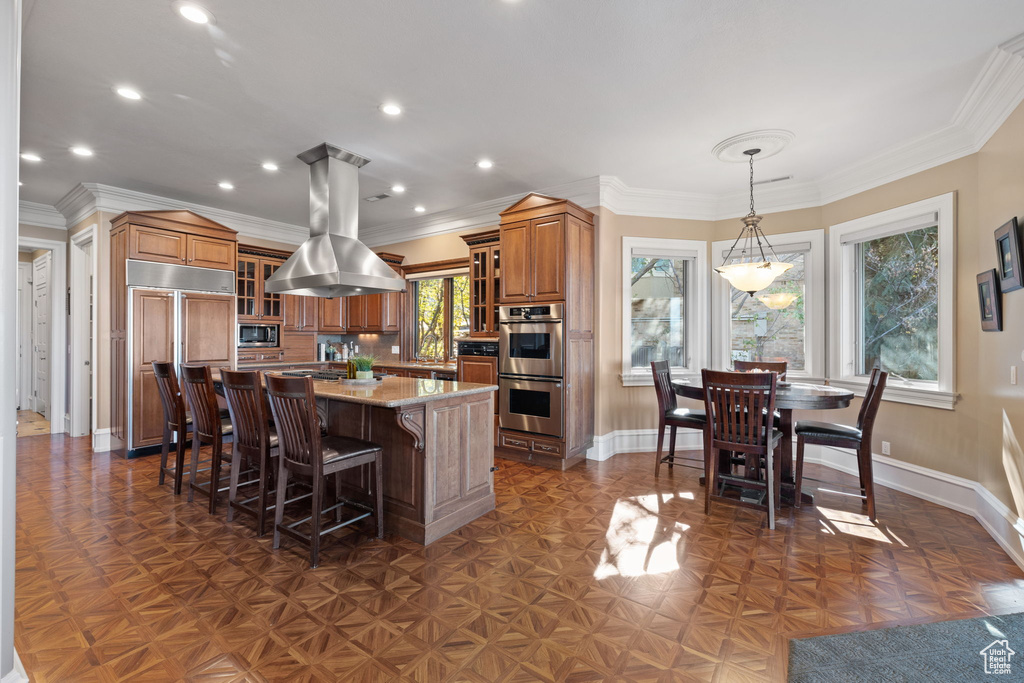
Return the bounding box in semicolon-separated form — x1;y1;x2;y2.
1;650;29;683
92;428;111;453
588;431;1024;572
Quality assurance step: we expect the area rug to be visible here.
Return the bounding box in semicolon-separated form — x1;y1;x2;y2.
788;612;1024;682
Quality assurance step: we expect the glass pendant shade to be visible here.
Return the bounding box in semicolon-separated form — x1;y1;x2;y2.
715;260;794;296
757;290;800;309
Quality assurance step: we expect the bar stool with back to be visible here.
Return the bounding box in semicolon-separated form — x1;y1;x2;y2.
702;369;784;529
651;360;707;476
794;368;888;520
180;364;235;514
220;369;280;537
152;361;191;495
265;374;384;568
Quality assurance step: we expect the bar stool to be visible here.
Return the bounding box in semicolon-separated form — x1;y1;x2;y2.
651;360;706;476
180;365;235;514
220;369;279;536
265;374;384;568
702;369;783;529
152;361;191;495
795;368;888;520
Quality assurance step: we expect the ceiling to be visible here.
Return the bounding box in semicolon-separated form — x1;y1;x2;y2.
19;1;1024;232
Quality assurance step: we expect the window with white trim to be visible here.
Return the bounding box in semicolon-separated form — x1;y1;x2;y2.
711;230;825;380
621;237;707;386
829;193;955;409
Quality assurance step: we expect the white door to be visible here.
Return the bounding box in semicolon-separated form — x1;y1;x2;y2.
32;252;51;418
16;262;32;410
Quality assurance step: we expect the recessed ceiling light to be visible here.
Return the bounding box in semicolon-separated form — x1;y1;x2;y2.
115;86;142;100
414;205;426;213
175;2;213;24
20;153;41;162
380;103;402;116
218;181;234;190
476;159;494;169
70;146;93;157
261;162;279;171
391;184;406;194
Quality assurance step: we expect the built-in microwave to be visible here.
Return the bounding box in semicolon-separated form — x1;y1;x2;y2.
238;323;280;348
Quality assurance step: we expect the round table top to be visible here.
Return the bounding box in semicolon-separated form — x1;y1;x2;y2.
671;379;854;411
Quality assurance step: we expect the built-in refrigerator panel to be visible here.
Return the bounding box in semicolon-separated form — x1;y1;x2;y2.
125;260;235;456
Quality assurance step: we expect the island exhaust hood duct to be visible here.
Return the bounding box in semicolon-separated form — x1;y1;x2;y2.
263;143;406;298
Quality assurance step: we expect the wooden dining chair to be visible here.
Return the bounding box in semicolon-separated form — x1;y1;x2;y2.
180;364;235;514
153;361;191;495
651;360;706;476
220;369;279;536
702;369;783;529
794;368;888;520
265;374;384;568
733;360;788;380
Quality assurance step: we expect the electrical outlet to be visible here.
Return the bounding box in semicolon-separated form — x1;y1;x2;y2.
392;346;400;354
881;441;891;456
1013;366;1018;385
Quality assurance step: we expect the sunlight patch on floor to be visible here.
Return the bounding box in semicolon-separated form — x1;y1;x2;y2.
817;506;907;545
594;493;691;579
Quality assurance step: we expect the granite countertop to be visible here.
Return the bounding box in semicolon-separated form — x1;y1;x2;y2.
373;361;457;373
276;374;495;408
235;359;457;373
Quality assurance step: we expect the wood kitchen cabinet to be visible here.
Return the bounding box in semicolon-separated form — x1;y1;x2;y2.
111;210;238;458
284;294;321;332
458;355;499;445
461;229;501;336
318;297;348;333
237;249;285;322
346;253;405;333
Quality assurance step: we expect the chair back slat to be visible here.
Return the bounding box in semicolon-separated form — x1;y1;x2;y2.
179;365;221;441
152;361;186;428
733;360;788;381
857;368;888;434
220;369;269;453
265;374;322;473
702;369;777;451
650;360;677;414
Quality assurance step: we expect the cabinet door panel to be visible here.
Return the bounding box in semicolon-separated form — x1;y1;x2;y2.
531;216;565;301
131;289;174;448
130;225;187;265
182;293;234;365
302;296;321;331
457;356;498;413
260;261;284;320
236;257;259;320
282;294;302;331
364;294;384;332
319;297;347;332
347;296;368;331
187;236;236;270
499;221;531;302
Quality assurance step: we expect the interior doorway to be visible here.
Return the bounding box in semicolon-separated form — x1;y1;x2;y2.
69;226;97;438
17;235;67;435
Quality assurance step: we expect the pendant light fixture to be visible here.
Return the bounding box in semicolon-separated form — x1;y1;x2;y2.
714;149;793;296
756;291;800;310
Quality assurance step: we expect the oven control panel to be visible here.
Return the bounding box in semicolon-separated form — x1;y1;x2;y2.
499;303;563;321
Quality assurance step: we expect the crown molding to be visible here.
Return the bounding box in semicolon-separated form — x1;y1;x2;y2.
360;176;600;248
598;176;718;221
18;200;67;229
54;182;309;244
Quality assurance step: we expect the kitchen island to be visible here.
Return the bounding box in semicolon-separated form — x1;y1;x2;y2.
279;374;496;545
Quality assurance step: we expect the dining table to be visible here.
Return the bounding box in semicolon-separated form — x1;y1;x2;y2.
672;378;855;503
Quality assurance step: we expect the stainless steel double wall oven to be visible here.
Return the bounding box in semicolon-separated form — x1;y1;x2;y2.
498;304;564;438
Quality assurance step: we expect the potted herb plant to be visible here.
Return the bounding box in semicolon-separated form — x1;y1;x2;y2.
350;354;377;380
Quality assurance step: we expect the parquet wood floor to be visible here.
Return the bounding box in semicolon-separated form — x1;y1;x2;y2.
14;434;1024;682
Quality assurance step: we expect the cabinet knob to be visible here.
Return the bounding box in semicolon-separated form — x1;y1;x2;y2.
181;257;186;262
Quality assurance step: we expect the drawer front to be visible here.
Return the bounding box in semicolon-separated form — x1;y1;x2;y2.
530;438;563;456
500;433;530;451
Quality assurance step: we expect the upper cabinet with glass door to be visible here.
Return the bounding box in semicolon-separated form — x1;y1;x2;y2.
236;248;285;322
461;229;500;337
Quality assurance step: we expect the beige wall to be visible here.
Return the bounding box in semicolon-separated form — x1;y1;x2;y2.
18;223;66;243
375;230;477;266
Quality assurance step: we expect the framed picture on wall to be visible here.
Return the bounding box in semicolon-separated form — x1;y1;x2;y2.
994;217;1023;292
977;269;1002;332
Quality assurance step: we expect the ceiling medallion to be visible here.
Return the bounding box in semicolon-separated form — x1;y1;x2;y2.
712;129;794;163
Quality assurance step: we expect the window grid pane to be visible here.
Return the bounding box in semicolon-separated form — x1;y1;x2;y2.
630;256;687;369
856;225;939;381
415;278;445;360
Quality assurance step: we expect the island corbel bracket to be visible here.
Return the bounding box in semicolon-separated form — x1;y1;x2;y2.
395;405;426;451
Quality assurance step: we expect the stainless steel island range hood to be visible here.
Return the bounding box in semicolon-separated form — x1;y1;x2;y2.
264;143;406;298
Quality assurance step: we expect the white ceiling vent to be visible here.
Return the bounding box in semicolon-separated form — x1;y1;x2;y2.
362;193;391;202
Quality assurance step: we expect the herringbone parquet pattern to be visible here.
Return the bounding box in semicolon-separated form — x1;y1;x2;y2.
15;434;1024;682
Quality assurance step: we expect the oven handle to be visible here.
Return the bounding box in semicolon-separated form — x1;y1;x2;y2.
499;375;563;384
